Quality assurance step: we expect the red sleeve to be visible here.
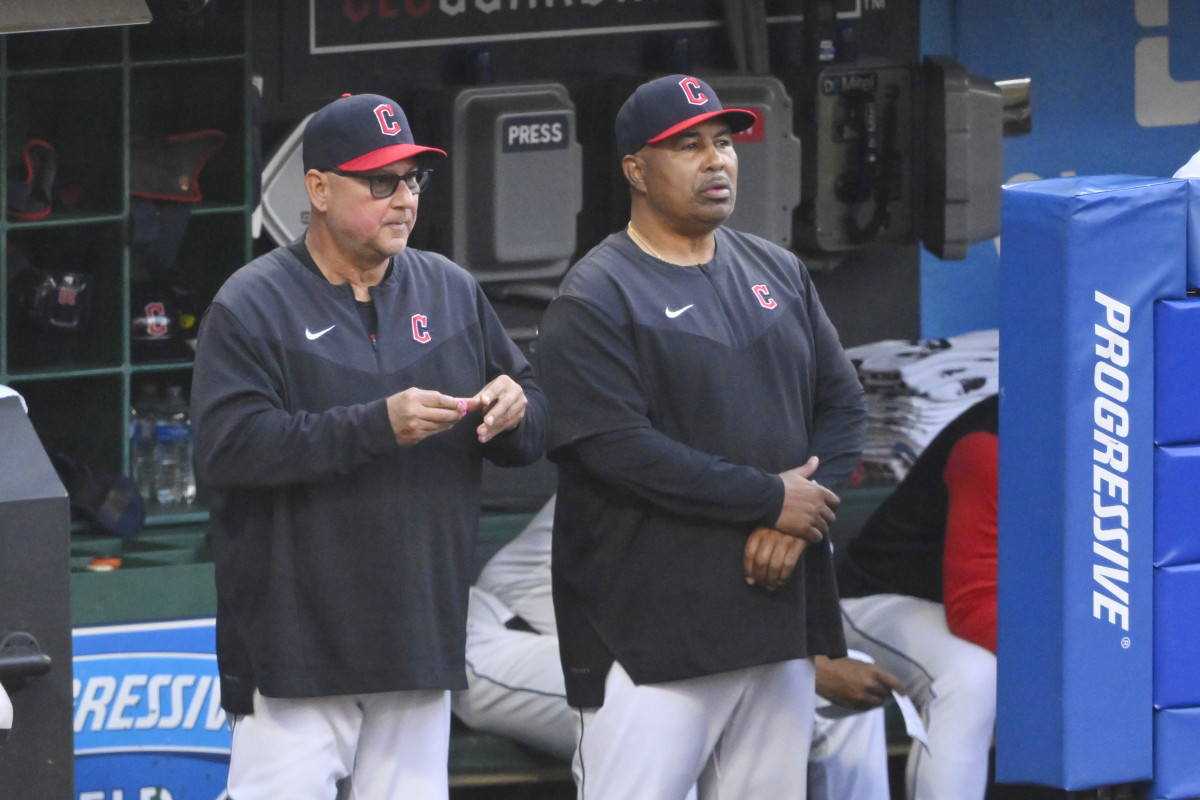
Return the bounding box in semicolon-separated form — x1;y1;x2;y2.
942;431;999;653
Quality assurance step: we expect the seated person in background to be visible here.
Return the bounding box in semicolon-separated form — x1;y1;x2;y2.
452;495;901;800
835;393;999;800
1176;148;1200;178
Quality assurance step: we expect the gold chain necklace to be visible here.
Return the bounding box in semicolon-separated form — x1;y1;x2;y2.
626;221;668;262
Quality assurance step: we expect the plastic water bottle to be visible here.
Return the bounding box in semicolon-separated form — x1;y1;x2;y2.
129;383;161;502
154;384;196;506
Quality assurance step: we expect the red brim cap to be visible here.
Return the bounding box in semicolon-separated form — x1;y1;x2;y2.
339;143;447;171
646;108;759;146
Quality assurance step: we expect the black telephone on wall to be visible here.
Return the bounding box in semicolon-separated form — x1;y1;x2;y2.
797;60;914;253
796;56;1002;258
834;84;901;245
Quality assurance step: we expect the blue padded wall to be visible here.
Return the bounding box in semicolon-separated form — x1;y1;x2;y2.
1154;444;1200;568
1186;180;1200;291
997;175;1187;789
1149;295;1200;798
1152;707;1200;800
1154;564;1200;709
1155;299;1200;446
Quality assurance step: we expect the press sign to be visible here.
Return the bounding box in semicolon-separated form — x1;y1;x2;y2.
501;113;570;153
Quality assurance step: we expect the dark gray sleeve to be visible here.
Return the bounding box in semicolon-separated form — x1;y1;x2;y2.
191;303;396;489
801;269;867;494
475;285;548;468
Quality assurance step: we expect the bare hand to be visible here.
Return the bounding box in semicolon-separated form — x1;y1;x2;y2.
774;456;839;543
743;527;808;590
814;655;905;712
470;375;527;443
386;388;469;446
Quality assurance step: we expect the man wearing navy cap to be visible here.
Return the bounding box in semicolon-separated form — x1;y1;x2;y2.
191;93;548;799
537;75;867;798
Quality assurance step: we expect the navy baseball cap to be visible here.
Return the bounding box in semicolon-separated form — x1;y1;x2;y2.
615;75;758;157
302;93;446;173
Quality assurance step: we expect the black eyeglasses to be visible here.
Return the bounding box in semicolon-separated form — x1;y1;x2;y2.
327;167;433;198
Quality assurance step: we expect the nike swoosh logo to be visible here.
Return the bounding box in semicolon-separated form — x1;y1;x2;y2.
664;305;694;319
306;325;336;340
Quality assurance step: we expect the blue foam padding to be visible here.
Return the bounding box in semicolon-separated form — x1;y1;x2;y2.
997;175;1187;789
1185;179;1200;290
1154;444;1200;567
1155;298;1200;446
1154;564;1200;709
1150;707;1200;799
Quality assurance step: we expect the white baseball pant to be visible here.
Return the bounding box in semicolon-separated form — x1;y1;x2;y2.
454;586;891;799
227;688;451;800
573;658;815;800
841;594;997;800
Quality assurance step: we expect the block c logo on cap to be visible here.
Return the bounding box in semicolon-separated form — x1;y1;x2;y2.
374;103;402;135
679;77;708;106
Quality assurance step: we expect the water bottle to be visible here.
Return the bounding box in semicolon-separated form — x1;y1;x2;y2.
129;383;161;502
154;384;196;506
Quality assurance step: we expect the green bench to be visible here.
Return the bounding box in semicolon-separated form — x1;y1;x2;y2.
448;720;572;789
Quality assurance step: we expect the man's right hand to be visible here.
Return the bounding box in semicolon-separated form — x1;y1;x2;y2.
773;456;839;543
386;388;475;446
815;655;905;711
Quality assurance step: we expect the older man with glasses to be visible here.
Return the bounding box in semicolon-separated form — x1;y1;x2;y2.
190;92;548;800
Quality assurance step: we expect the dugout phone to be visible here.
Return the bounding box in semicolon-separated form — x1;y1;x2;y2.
449;83;582;285
795;56;1002;259
797;59;917;253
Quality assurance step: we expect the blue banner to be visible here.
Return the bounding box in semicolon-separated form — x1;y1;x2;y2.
73;619;230;800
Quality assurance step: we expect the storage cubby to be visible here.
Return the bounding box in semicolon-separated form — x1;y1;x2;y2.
130;60;247;208
6;222;125;372
12;373;126;474
6;69;125;218
167;211;250;303
0;2;251;540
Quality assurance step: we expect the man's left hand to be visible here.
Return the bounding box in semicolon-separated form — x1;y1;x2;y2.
743;527;808;590
471;375;527;443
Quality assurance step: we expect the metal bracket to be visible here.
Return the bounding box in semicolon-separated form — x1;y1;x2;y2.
0;631;52;688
